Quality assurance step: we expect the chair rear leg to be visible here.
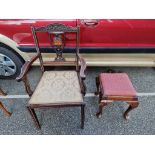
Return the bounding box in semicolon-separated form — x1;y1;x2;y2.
95;76;100;95
27;106;41;129
82;80;87;96
124;101;139;120
0;101;11;116
81;104;85;129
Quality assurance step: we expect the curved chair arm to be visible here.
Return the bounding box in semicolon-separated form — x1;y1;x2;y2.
16;54;40;96
77;53;87;96
16;54;40;82
77;53;87;79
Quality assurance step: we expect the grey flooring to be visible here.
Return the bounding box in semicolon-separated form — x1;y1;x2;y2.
0;67;155;135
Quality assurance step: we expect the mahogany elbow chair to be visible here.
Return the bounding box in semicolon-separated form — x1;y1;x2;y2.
16;23;87;129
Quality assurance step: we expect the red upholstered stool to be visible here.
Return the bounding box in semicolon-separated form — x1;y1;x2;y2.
95;73;139;119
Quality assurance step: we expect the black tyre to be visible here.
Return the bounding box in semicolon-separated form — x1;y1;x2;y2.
0;46;24;79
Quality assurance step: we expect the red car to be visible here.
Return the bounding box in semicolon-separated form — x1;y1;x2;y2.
0;19;155;78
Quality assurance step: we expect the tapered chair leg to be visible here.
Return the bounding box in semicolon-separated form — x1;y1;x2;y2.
95;76;100;95
0;101;12;116
123;101;139;120
82;80;86;96
0;89;7;96
27;106;41;129
81;104;85;129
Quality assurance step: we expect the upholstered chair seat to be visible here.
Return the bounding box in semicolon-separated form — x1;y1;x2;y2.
29;71;83;105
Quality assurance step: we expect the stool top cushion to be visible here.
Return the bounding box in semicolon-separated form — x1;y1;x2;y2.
99;73;137;97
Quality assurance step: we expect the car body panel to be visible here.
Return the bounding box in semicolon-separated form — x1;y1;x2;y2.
0;19;77;47
1;19;155;66
0;34;29;60
78;19;155;47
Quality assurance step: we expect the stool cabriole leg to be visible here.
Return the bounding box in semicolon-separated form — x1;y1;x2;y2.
96;105;103;118
96;92;103;118
124;100;139;120
96;101;109;118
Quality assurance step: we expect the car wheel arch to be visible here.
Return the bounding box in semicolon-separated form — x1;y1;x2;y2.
0;42;25;64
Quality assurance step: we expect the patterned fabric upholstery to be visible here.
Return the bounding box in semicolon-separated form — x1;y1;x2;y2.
99;73;137;97
29;71;83;105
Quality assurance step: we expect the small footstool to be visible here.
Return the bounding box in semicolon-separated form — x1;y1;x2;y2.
95;73;139;119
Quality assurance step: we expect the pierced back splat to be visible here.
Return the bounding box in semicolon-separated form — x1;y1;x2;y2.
31;23;80;71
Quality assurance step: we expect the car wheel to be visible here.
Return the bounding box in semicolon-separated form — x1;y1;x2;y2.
0;46;24;79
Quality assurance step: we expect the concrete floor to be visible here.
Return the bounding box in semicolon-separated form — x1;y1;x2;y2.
0;66;155;135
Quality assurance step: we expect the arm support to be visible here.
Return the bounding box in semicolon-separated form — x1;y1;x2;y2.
16;54;40;82
77;53;87;96
77;53;87;79
16;54;40;96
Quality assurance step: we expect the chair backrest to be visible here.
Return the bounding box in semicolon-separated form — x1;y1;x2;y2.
31;23;80;72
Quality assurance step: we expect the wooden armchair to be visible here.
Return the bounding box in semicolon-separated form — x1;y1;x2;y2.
0;88;12;116
16;23;87;129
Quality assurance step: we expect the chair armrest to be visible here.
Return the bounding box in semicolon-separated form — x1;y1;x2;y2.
77;53;87;96
77;53;87;79
16;54;39;82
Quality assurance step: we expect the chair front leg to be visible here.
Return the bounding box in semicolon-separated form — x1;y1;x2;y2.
0;88;7;96
81;104;85;129
27;106;41;129
23;76;33;96
0;101;12;116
